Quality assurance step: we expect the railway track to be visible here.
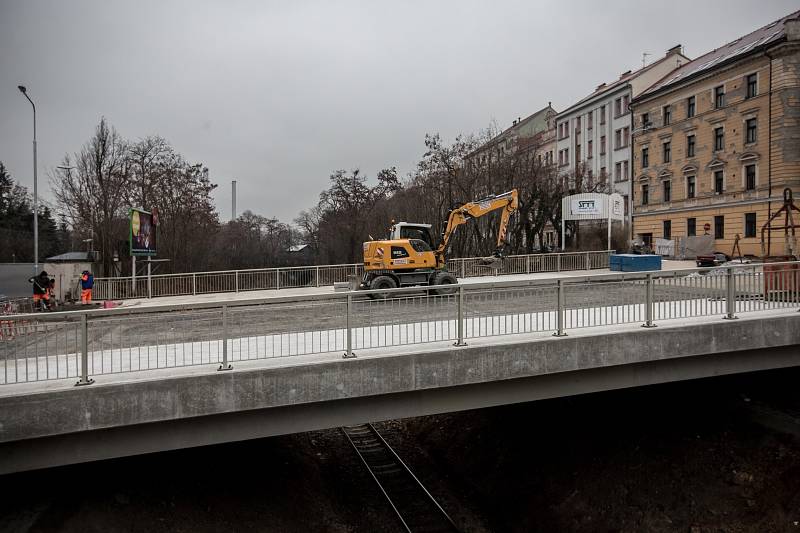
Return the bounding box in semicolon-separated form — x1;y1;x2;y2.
342;423;461;533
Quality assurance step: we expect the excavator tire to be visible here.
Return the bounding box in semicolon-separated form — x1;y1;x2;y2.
431;272;458;296
368;275;397;299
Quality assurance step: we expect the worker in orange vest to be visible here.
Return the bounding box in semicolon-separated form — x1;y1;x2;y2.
80;270;94;304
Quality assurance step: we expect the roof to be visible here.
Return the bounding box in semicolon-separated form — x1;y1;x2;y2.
45;251;96;262
559;49;689;117
636;10;799;101
467;104;557;158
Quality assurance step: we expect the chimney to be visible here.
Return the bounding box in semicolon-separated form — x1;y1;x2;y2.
231;180;237;221
786;17;800;42
619;70;632;79
666;44;683;56
596;83;606;91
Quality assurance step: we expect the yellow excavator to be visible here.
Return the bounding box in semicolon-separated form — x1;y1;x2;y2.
360;189;519;294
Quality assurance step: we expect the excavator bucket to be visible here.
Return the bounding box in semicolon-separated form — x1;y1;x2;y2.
478;254;504;269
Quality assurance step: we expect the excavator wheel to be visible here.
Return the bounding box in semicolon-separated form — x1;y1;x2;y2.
368;275;397;299
431;272;458;296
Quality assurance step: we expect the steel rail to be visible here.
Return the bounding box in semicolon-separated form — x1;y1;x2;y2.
341;423;460;533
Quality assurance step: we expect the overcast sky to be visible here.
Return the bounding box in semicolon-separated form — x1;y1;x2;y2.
1;0;797;224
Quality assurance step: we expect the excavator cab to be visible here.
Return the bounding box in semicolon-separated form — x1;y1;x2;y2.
390;223;436;250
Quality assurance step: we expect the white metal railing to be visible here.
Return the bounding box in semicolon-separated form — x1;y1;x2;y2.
1;260;798;386
92;250;614;300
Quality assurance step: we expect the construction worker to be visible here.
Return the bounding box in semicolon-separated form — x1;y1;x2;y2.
28;271;53;311
80;270;94;304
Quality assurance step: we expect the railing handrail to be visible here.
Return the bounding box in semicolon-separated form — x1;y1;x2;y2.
92;250;615;282
9;259;797;322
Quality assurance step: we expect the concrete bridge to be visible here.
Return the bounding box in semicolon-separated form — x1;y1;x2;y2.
1;307;798;474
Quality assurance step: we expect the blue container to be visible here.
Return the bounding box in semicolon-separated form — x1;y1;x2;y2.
610;254;661;272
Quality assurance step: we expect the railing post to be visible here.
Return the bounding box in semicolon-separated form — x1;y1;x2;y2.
724;266;739;320
526;254;531;274
147;261;152;299
276;269;280;291
585;252;590;271
343;293;356;358
219;305;232;370
642;273;657;328
315;266;320;287
192;273;197;295
235;271;239;293
75;313;94;386
556;253;561;272
454;284;467;346
553;279;567;337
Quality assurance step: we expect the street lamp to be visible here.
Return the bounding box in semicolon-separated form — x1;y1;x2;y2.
18;85;38;273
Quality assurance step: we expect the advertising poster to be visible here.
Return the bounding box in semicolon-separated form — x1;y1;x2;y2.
129;208;157;256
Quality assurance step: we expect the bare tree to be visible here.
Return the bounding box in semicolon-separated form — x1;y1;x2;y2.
52;118;129;273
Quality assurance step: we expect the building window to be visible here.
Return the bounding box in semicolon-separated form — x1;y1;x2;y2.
663;105;671;126
745;164;756;190
615;97;622;117
663;141;671;163
642;112;650;129
575;116;581;132
687;135;695;157
745;213;757;238
687;96;695;118
687;217;697;237
746;73;758;99
642;147;649;168
663;180;671;202
746;118;757;144
623;195;629;216
588;139;593;158
642;184;649;205
588;110;593;129
687;175;696;198
714;170;724;194
623;161;629;181
714;215;724;239
600;135;606;155
615;129;621;149
714;127;724;151
615;162;621;182
714;85;725;108
576;143;581;161
599;105;606;125
623;94;630;112
663;220;672;240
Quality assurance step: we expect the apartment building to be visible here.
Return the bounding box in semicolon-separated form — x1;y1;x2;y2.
555;46;689;225
631;11;800;257
466;104;558;165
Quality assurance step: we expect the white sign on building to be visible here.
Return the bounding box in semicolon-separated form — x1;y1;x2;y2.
561;192;625;251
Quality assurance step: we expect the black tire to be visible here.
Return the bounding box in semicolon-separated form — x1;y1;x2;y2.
368;275;397;299
431;272;457;295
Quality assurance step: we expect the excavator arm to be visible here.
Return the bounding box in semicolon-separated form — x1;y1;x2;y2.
435;189;519;264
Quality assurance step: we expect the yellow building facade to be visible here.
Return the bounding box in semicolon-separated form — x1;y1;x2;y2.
631;13;800;257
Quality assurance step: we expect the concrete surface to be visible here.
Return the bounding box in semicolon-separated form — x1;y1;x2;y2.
0;308;797;474
118;260;698;308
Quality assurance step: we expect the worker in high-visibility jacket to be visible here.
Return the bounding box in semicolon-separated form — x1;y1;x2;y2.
80;270;94;304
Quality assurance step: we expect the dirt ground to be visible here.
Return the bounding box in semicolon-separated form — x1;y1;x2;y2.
0;368;798;532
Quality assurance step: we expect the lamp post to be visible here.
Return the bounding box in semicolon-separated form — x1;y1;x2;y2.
18;85;38;273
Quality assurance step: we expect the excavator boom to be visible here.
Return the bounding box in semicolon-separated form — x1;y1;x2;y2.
435;189;519;264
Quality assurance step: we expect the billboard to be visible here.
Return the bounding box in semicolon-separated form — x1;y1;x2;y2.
129;208;157;256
